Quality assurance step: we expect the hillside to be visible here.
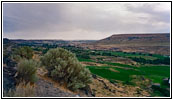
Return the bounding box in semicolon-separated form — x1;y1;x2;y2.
81;33;170;55
95;33;170;46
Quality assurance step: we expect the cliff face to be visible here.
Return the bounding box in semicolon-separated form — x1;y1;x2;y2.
83;33;170;55
94;33;170;46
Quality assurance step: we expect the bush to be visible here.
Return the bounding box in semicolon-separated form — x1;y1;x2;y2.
12;46;33;62
3;82;36;97
16;59;39;83
41;48;92;91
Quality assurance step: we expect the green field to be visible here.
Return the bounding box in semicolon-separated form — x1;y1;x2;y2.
138;65;170;83
54;46;170;85
87;66;141;82
86;64;170;84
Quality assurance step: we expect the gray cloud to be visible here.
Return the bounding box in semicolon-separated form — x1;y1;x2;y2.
3;3;170;40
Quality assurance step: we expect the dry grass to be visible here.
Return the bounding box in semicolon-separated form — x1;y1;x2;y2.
109;68;119;73
4;82;36;97
89;76;151;97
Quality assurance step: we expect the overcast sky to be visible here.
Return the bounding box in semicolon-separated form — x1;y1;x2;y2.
3;2;170;40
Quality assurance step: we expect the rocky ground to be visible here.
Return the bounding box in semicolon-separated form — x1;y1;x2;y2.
3;66;152;97
35;68;78;97
36;67;152;97
35;78;76;97
89;74;151;97
3;65;16;92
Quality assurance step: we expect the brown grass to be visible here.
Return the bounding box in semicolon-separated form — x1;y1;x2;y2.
109;68;119;73
4;82;36;97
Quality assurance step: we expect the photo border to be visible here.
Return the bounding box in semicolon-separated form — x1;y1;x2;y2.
1;0;172;99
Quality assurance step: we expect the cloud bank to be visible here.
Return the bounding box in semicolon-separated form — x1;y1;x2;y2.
3;3;170;40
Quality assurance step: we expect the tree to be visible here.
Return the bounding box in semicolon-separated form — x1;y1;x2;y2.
41;48;92;91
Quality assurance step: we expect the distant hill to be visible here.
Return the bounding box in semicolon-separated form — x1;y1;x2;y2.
94;33;170;46
3;38;12;44
81;33;170;55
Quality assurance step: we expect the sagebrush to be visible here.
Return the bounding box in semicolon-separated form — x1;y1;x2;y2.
41;48;92;91
16;59;39;83
12;46;33;62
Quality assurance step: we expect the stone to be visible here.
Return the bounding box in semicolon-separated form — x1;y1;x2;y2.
75;95;80;97
151;83;160;89
92;74;97;79
163;78;169;84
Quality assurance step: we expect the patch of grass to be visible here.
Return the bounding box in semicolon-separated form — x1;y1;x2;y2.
104;62;135;68
87;66;128;81
86;65;170;86
78;58;95;62
152;54;166;59
137;65;170;83
96;50;166;60
86;66;141;82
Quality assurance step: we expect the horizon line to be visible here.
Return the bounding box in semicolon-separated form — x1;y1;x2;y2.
3;32;170;41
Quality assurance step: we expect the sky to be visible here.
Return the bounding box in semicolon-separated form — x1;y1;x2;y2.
3;2;171;40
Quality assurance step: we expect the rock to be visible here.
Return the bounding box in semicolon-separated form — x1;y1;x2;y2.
79;85;94;97
92;74;97;79
163;78;169;84
35;78;76;97
111;82;118;87
104;86;109;89
166;88;170;92
3;66;16;91
112;90;116;93
97;79;109;90
141;76;145;80
91;89;96;97
151;83;160;89
108;89;112;92
163;78;169;81
75;95;80;97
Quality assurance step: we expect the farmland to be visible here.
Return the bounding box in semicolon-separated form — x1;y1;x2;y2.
3;38;170;97
61;46;170;96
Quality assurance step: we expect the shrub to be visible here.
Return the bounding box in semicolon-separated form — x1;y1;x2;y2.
12;46;33;62
3;82;36;97
16;59;39;83
41;48;92;91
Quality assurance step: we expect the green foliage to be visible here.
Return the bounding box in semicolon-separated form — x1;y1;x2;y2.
41;48;92;91
130;57;170;65
12;46;33;61
151;85;170;97
102;52;112;56
16;59;39;83
78;58;94;62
